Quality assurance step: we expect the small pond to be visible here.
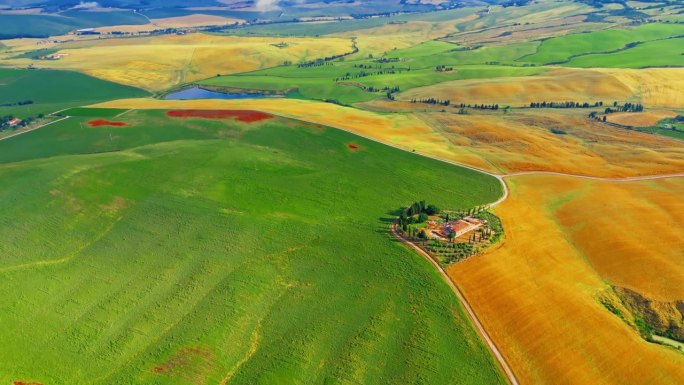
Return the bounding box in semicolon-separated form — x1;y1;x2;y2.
164;87;276;100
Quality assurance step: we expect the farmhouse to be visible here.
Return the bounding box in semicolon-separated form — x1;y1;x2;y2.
427;216;485;240
7;118;22;127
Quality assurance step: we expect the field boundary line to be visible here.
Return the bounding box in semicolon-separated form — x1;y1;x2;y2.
390;225;519;385
502;171;684;182
116;109;134;117
0;116;70;142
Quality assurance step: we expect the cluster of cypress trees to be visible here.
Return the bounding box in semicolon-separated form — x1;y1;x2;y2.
529;101;603;108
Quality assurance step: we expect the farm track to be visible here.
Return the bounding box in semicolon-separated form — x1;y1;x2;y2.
0;116;69;142
390;225;520;385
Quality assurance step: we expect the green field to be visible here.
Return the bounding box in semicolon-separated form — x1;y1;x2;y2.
565;37;684;68
0;109;504;384
521;23;684;65
0;69;148;119
0;11;148;39
222;7;483;37
199;40;545;105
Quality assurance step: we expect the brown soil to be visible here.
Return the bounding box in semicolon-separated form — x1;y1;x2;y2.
347;143;360;150
166;109;273;123
88;119;127;127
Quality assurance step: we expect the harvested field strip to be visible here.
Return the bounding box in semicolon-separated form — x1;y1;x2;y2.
166;109;273;123
88;119;127;127
451;174;684;385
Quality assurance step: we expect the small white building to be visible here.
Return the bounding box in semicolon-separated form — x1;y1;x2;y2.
7;118;22;127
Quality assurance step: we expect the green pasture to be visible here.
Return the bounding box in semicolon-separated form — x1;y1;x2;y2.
221;7;484;37
521;23;684;65
0;69;148;119
200;40;545;104
0;109;504;385
0;11;148;39
565;37;684;68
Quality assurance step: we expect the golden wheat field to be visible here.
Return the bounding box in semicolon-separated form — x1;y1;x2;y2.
552;177;684;301
420;109;684;177
0;34;352;91
94;14;245;34
400;68;638;106
597;68;684;108
335;19;470;56
606;110;678;127
401;68;684;108
450;174;684;385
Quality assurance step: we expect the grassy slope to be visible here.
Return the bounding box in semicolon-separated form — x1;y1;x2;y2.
222;8;483;37
522;23;684;65
0;69;148;118
0;11;148;39
566;37;684;68
0;109;504;385
200;41;544;105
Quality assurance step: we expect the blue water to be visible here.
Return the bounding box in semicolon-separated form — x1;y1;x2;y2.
164;87;274;100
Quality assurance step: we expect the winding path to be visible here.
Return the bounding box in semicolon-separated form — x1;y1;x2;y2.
391;225;520;385
0;116;70;142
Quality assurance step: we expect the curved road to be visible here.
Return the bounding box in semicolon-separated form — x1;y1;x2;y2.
391;225;520;385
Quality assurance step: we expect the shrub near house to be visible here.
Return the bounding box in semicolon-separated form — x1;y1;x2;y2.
395;201;502;265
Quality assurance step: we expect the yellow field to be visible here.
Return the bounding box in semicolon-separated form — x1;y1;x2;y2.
95;14;245;34
606;110;678;127
553;177;684;301
333;14;478;56
401;68;684;108
400;68;638;106
421;109;684;177
0;34;352;91
92;98;684;178
597;68;684;108
450;174;684;385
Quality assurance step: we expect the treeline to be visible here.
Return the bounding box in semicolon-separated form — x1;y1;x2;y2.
604;102;644;113
0;100;33;107
410;99;501;110
376;58;402;63
298;59;335;68
297;41;359;68
398;200;441;227
353;64;408;70
366;86;400;93
411;98;451;106
335;67;408;82
588;111;608;122
360;85;400;99
529;101;603;108
458;103;500;110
